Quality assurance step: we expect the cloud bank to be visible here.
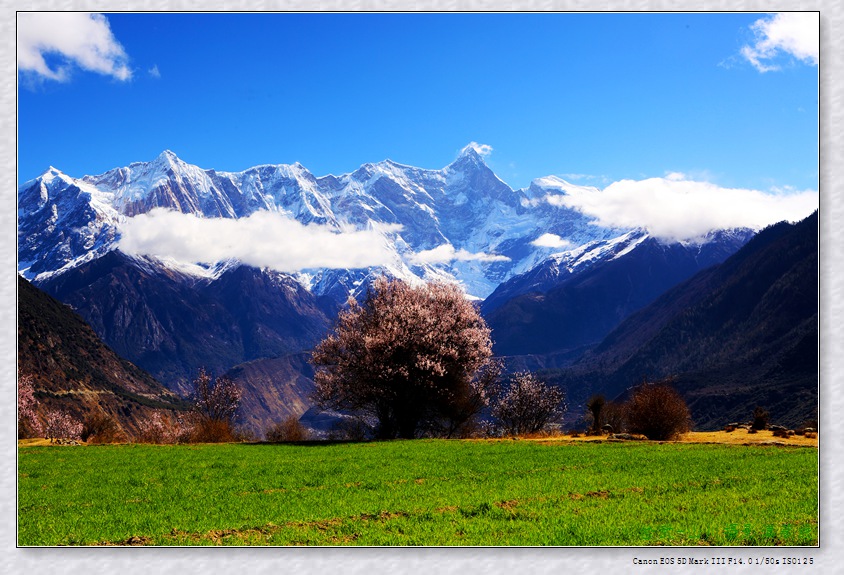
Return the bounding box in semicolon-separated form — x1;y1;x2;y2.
544;176;818;242
17;13;132;82
741;12;819;72
410;244;510;265
118;209;400;272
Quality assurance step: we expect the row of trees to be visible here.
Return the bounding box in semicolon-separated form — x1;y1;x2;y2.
17;368;243;444
19;277;693;443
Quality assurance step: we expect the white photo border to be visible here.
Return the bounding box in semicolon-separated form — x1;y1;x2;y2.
3;2;838;574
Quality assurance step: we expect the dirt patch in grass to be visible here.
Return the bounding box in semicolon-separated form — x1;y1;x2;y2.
495;499;520;510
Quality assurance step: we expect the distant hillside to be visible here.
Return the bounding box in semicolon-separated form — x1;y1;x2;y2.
17;276;187;439
224;353;316;436
548;212;818;430
39;251;332;395
483;231;751;357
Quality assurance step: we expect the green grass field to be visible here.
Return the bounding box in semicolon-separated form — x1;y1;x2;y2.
18;439;817;546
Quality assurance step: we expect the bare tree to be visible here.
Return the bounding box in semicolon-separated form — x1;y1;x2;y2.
189;368;242;442
311;277;498;439
490;372;566;436
602;400;626;434
587;394;606;434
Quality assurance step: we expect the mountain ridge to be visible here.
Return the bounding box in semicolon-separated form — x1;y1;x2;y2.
18;148;630;300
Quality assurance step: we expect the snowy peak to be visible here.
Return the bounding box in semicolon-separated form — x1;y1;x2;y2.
452;143;488;166
155;149;180;164
445;145;493;177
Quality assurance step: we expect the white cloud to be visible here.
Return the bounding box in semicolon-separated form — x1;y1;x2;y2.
461;142;493;157
544;175;818;242
17;13;132;82
741;13;819;72
531;233;571;249
148;65;161;78
410;244;510;265
118;209;400;272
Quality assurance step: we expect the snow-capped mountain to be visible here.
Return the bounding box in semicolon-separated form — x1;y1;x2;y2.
18;147;626;299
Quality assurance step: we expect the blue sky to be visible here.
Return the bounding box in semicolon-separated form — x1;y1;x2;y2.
18;12;818;194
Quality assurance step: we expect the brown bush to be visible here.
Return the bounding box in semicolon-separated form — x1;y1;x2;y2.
265;416;310;442
751;406;769;430
81;410;124;444
624;381;692;441
232;427;259;443
190;418;237;443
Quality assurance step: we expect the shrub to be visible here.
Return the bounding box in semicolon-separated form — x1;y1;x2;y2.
187;369;242;443
81;410;124;444
326;417;372;441
266;416;310;442
190;418;237;443
190;369;242;425
136;411;176;444
490;372;565;436
233;427;259;443
624;382;691;441
751;406;769;430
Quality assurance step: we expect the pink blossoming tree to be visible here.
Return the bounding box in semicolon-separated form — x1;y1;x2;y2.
490;371;566;436
44;409;83;442
18;374;42;439
312;277;500;439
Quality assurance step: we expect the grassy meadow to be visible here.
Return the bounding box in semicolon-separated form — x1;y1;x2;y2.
18;438;817;546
